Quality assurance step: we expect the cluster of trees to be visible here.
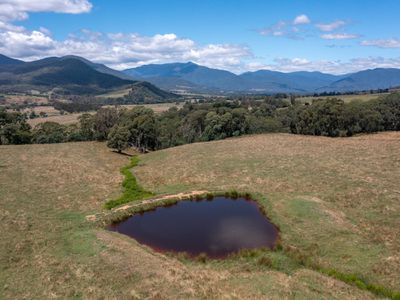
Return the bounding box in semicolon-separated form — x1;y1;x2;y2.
53;99;100;113
1;92;399;151
1;108;87;145
0;108;32;145
308;88;391;98
289;94;400;137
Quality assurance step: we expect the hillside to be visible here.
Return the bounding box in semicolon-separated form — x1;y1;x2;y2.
124;62;235;92
0;54;24;67
3;134;399;298
62;55;134;80
324;68;400;92
124;62;400;94
123;81;180;103
136;132;400;293
0;56;134;94
0;55;180;101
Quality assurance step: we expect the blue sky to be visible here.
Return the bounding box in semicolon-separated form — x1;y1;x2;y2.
1;0;400;73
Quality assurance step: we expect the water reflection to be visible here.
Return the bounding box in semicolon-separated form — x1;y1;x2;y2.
108;197;278;258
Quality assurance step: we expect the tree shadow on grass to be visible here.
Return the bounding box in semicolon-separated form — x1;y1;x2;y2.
111;150;133;157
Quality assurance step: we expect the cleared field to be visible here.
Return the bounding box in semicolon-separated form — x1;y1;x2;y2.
1;133;399;298
103;102;183;114
26;103;181;126
0;94;49;105
96;87;132;98
27;112;88;127
298;92;389;104
21;105;60;116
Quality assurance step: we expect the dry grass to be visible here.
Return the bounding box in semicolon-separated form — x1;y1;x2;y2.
0;139;380;299
1;94;49;105
19;106;60;116
136;132;400;290
96;87;132;99
26;103;182;126
27;112;87;126
103;103;183;113
298;92;389;104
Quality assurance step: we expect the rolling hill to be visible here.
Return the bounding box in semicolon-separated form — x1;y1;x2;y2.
125;81;179;102
0;55;178;101
2;133;399;298
0;56;134;94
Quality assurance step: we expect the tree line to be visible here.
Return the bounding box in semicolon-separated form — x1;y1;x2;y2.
1;93;399;151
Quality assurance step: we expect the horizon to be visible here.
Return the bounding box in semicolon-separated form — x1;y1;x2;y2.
3;53;398;76
1;0;400;74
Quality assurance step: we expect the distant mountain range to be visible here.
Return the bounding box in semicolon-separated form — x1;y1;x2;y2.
1;54;399;95
0;54;176;102
123;62;400;94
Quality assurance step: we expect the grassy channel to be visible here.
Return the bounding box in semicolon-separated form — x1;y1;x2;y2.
104;156;154;209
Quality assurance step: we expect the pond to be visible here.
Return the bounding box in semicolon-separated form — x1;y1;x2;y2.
107;196;279;258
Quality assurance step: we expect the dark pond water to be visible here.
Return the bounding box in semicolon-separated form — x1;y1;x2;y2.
107;197;279;258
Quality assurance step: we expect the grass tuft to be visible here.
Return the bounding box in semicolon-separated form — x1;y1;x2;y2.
104;156;154;209
319;268;400;300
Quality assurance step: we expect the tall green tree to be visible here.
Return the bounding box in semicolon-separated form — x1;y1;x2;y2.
93;107;122;140
107;125;130;153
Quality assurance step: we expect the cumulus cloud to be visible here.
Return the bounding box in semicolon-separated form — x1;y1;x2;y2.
316;20;346;32
0;0;92;21
0;28;252;71
361;38;400;48
293;15;311;25
0;0;252;72
293;14;311;25
321;33;359;40
0;30;55;57
246;56;400;74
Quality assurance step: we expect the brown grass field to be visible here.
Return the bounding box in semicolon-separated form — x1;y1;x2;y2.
27;112;89;126
1;132;399;298
298;92;389;104
1;94;49;105
24;103;181;126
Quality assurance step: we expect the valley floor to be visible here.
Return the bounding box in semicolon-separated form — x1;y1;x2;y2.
1;132;399;299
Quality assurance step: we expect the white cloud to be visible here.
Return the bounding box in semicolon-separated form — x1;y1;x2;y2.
321;33;359;40
0;30;55;57
259;20;305;40
293;14;310;25
0;0;251;72
247;56;400;74
259;21;286;36
0;28;252;72
316;20;346;32
0;0;92;21
361;38;400;48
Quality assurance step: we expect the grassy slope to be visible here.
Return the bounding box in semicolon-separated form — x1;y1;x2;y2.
0;134;398;298
136;132;400;291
